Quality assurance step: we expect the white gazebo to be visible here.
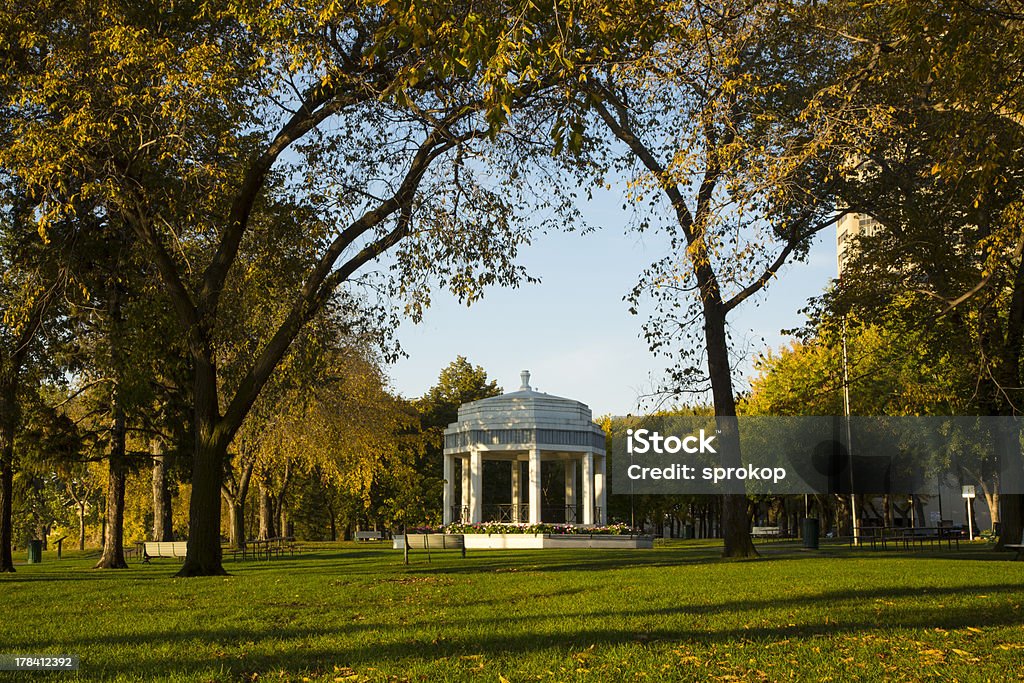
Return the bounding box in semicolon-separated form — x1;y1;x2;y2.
443;371;607;526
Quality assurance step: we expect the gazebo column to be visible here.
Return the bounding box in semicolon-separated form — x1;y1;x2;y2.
528;448;542;524
595;455;606;524
461;456;470;521
443;453;454;525
581;451;594;525
469;449;483;523
511;460;521;522
564;461;577;523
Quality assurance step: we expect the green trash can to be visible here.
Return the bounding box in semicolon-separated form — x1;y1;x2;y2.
683;523;695;540
27;540;43;564
802;518;820;550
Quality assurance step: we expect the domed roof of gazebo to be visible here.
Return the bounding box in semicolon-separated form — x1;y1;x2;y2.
444;371;606;454
457;370;594;425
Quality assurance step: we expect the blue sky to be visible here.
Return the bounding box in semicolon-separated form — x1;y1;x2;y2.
388;184;839;417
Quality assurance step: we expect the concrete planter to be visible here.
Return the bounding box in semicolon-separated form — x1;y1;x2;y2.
395;533;653;550
542;534;654;549
462;534;546;549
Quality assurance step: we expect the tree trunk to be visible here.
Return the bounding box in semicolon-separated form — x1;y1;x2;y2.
78;500;86;551
177;359;228;577
277;460;292;539
225;496;245;550
95;390;129;569
151;439;173;541
258;483;275;540
980;480;1000;531
987;411;1020;550
178;437;227;575
705;304;757;559
32;479;49;549
998;495;1023;547
992;250;1024;548
222;454;254;550
0;380;17;573
0;453;13;573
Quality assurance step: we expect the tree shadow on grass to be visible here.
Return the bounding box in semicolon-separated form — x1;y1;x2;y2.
222;549;397;572
224;545;1024;582
842;548;1021;562
7;580;1024;682
6;544;1019;585
399;548;725;576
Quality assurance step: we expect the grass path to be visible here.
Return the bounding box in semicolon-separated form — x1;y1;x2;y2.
1;541;1022;681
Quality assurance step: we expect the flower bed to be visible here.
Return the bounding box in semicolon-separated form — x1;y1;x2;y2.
443;522;636;535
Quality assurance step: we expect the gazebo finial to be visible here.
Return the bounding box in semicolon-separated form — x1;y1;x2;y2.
520;370;531;390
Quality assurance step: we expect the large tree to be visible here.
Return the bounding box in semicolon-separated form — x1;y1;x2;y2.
1;1;567;575
0;185;74;571
819;0;1024;547
416;356;502;522
557;0;851;556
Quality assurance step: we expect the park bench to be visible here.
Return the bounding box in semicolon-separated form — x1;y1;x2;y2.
751;526;780;539
849;525;960;551
242;536;298;560
1005;530;1024;560
271;536;299;558
355;531;383;541
142;541;187;563
895;526;960;551
398;533;466;564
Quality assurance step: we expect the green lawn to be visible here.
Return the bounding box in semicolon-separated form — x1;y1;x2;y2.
1;541;1023;682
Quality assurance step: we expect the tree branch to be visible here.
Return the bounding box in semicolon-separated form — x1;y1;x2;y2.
218;122;468;444
724;212;845;313
197;85;362;319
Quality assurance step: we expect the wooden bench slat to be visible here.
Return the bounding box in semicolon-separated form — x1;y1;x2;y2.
751;527;781;538
400;534;466;563
142;541;188;562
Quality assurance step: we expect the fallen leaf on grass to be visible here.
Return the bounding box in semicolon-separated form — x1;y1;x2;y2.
572;645;595;661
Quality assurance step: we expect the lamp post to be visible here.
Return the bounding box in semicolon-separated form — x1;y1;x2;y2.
841;317;860;545
962;485;976;541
